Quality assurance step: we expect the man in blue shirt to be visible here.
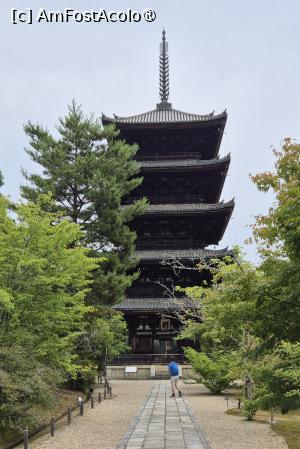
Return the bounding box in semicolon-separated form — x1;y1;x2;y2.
168;358;182;397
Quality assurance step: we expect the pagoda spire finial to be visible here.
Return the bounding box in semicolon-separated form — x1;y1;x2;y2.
157;29;172;110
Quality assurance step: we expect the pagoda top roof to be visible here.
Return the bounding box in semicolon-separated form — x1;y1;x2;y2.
103;31;227;130
135;248;233;261
113;297;198;312
102;108;227;127
137;199;234;216
139;154;230;169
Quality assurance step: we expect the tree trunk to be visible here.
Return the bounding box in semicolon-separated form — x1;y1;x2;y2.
245;375;253;400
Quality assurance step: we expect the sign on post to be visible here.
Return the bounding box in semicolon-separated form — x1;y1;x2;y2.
125;366;137;378
125;366;137;373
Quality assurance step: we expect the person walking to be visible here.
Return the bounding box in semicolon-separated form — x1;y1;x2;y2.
168;357;182;397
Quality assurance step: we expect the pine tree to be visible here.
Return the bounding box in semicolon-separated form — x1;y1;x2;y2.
21;102;147;305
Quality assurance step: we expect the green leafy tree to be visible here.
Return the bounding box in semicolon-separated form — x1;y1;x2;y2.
76;309;128;386
259;342;300;413
21;101;147;305
252;256;300;346
251;138;300;260
235;140;300;418
0;194;99;435
179;254;300;416
185;347;235;394
250;139;300;345
0;194;99;372
177;254;263;398
179;254;261;352
177;140;300;418
243;342;300;420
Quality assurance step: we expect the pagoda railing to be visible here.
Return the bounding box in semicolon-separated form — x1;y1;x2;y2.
136;152;203;161
126;288;163;297
109;353;187;365
123;194;206;205
136;239;206;250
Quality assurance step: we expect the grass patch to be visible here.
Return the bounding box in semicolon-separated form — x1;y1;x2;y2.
273;411;300;449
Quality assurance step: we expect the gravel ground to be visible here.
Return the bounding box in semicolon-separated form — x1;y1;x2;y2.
181;382;288;449
18;380;289;449
17;380;152;449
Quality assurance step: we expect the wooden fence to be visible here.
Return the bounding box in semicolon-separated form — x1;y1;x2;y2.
5;385;113;449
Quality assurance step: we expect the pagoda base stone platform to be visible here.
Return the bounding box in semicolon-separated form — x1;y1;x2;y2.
107;364;194;380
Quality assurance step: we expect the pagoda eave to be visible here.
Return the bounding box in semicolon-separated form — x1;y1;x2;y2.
139;154;230;173
139;200;234;216
102;110;227;130
135;248;233;262
113;297;199;313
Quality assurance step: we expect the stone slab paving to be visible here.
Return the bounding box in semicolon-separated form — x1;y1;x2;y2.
116;380;211;449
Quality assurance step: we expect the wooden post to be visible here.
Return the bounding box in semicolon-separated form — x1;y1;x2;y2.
50;417;55;437
23;429;29;449
80;401;84;416
224;396;229;410
109;386;112;398
98;392;102;403
91;396;94;409
104;388;106;400
67;408;71;425
104;347;108;390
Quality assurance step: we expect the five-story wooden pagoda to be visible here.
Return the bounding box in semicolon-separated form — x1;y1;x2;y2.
103;31;234;360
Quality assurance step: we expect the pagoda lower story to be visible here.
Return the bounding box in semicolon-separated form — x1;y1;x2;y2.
119;248;232;358
103;31;234;360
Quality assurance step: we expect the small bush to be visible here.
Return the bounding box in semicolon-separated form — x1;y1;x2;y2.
0;347;61;438
242;399;260;420
185;347;234;394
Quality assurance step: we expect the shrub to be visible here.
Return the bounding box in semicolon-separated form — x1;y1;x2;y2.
0;347;62;438
242;398;260;420
185;347;234;394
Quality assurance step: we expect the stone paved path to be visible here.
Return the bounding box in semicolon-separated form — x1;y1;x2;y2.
117;381;211;449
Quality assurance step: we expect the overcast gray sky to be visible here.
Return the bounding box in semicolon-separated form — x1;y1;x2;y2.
1;0;300;263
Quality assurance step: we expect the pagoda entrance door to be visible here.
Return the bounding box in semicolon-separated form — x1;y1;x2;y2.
153;339;160;354
160;339;176;354
136;336;151;353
